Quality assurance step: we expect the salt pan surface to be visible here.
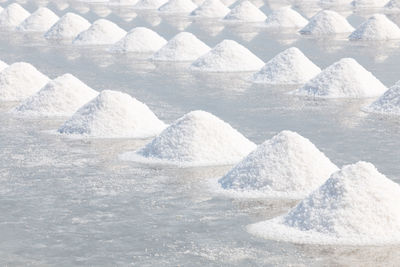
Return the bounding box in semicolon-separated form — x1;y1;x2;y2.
0;3;30;28
223;1;266;22
352;0;390;8
300;10;355;35
264;6;308;29
190;39;264;72
364;81;400;115
252;47;321;84
349;14;400;41
111;27;167;53
159;0;198;13
17;7;59;32
292;58;387;98
248;161;400;245
191;0;230;18
134;0;169;9
218;131;338;198
44;13;91;39
58;90;166;138
73;19;127;45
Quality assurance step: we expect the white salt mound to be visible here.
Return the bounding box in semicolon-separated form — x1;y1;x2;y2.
352;0;390;8
0;3;30;27
386;0;400;9
300;10;354;35
364;81;400;115
17;7;59;32
0;60;8;71
134;0;169;9
159;0;198;13
151;32;210;61
248;161;400;245
0;62;49;101
190;39;264;72
58;90;166;138
265;6;308;29
349;14;400;41
12;74;98;117
44;13;91;39
320;0;353;5
292;58;387;98
124;110;256;166
110;27;167;53
73;19;127;45
252;47;321;84
224;1;266;22
191;0;230;18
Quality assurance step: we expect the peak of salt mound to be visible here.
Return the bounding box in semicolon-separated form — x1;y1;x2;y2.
12;73;98;117
224;1;266;22
0;3;30;27
111;27;167;53
159;0;198;13
352;0;390;7
191;0;230;18
349;14;400;41
17;7;59;32
128;110;256;166
300;10;354;35
248;161;400;245
190;39;264;72
134;0;169;9
265;6;308;29
0;62;49;101
73;19;127;45
151;32;210;61
0;60;8;71
292;58;387;98
219;130;338;198
364;81;400;115
252;47;321;84
58;90;166;138
44;13;91;39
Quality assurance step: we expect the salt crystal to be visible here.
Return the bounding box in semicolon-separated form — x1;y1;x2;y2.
73;19;127;45
44;12;91;40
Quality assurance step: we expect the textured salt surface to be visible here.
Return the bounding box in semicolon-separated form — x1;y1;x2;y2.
264;6;308;29
300;10;355;35
73;19;127;45
364;80;400;115
0;3;30;28
224;1;267;22
349;14;400;41
159;0;198;13
58;90;166;138
134;0;169;9
44;12;91;39
352;0;391;7
17;7;59;32
191;0;230;18
0;60;8;72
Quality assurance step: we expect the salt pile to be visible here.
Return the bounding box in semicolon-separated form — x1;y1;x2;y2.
0;3;30;28
352;0;390;8
386;0;400;9
151;32;210;61
58;90;166;138
17;7;59;32
191;0;230;18
292;58;387;98
248;161;400;245
124;110;256;166
364;81;400;115
44;13;91;40
264;6;308;29
300;10;354;35
252;47;321;84
111;27;167;53
12;74;98;117
0;60;8;71
223;1;267;22
73;19;127;45
190;40;264;72
134;0;169;9
159;0;198;13
0;62;49;102
219;131;338;198
349;14;400;41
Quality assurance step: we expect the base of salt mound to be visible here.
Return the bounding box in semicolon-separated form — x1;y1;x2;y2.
17;7;59;32
44;13;91;40
248;162;400;245
73;19;127;45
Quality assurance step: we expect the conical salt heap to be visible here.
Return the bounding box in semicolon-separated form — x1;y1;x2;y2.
224;1;267;22
0;3;30;28
190;39;264;72
44;12;91;39
0;62;49;101
191;0;230;18
352;0;390;8
0;60;8;72
300;10;354;35
248;161;400;245
126;110;256;166
159;0;198;13
134;0;169;9
151;32;210;61
349;14;400;41
73;19;127;45
58;90;166;138
364;81;400;115
265;6;308;29
292;58;387;98
17;7;59;32
12;74;98;117
252;47;321;84
219;131;338;198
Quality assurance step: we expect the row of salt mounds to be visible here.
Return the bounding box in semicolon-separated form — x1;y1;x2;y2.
300;10;354;35
0;3;30;28
158;0;198;14
352;0;391;8
223;1;266;22
0;62;49;101
11;74;98;117
252;47;321;85
134;0;168;9
17;7;59;32
218;131;338;199
58;90;167;138
292;58;387;98
45;13;91;39
264;6;308;29
190;40;264;72
349;14;400;41
151;32;210;61
364;81;400;115
121;110;256;166
110;27;167;53
73;19;127;45
248;162;400;245
191;0;230;18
